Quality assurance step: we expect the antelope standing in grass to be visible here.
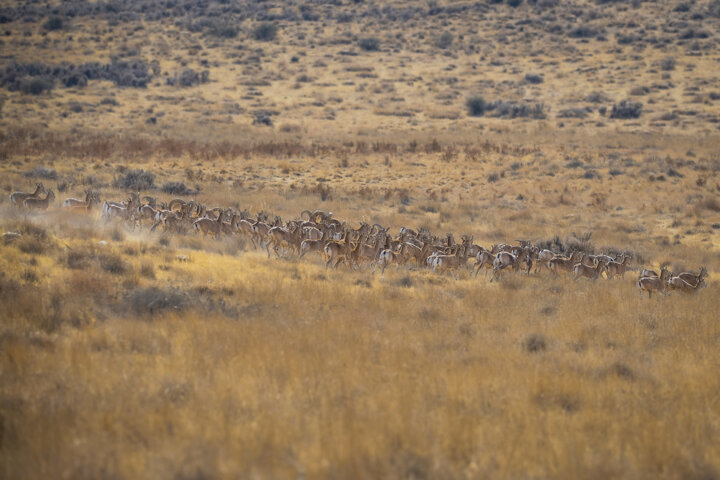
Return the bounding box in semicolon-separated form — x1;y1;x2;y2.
102;193;140;225
534;249;555;274
489;250;521;282
266;225;301;258
23;189;55;210
10;183;46;207
638;268;671;298
667;276;705;294
573;258;607;280
473;249;496;278
299;230;328;259
193;212;224;237
431;245;467;275
63;190;100;213
676;266;707;288
324;231;353;269
548;251;582;276
400;240;431;267
375;247;403;274
605;255;630;279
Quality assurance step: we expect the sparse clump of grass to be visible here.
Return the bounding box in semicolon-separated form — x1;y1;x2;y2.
140;261;156;279
466;96;487;116
161;181;193;195
434;32;454;49
252;22;278;41
524;334;547;352
99;253;128;275
20;269;38;283
18;76;53;95
113;169;155;190
110;228;125;242
66;250;90;270
660;57;676;71
610;100;642;119
24;166;58;180
125;286;189;316
42;16;64;31
524;73;543;84
358;37;381;51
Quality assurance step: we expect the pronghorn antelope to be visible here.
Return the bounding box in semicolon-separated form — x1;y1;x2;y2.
237;218;260;248
489;250;521;282
251;219;273;249
431;245;467;273
10;183;46;207
639;269;658;279
676;266;707;288
266;225;301;258
193;212;224;237
220;214;240;236
303;225;323;240
23;189;55;210
638;268;671;298
548;251;582;276
667;274;706;294
136;204;159;228
375;248;403;274
102;193;140;224
299;230;328;259
324;231;353;269
63;190;100;213
573;258;607;280
353;230;388;267
605;255;630;279
301;209;333;224
473;249;495;278
584;253;614;266
400;240;431;267
534;249;555;274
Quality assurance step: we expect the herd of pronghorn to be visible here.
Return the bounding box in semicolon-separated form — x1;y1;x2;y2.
8;182;709;298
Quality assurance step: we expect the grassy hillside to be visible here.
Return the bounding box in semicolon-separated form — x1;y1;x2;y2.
1;1;719;479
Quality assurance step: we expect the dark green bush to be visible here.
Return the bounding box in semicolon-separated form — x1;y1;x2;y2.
466;96;487;116
252;22;277;41
358;37;380;51
43;16;63;31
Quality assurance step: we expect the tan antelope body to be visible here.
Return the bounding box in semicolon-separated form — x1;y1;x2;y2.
605;255;630;279
23;189;55;210
573;258;606;280
548;251;582;276
63;190;100;213
638;268;671;298
266;226;301;258
10;183;46;207
489;250;520;282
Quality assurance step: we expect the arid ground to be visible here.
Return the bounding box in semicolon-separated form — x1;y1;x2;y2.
1;0;719;478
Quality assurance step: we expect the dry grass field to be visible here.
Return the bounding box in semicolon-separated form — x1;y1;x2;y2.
1;0;720;478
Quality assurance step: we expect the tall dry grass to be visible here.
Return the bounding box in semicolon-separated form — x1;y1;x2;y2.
0;205;718;479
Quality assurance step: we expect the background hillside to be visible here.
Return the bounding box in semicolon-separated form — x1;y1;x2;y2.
1;1;720;479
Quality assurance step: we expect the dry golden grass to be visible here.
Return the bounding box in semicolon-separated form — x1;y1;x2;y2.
0;150;719;477
2;0;720;477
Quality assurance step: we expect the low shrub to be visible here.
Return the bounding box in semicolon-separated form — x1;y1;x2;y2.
161;181;193;195
466;96;487;116
19;77;53;95
24;166;58;180
99;253;128;275
42;16;63;31
610;100;642;119
113;169;155;190
358;37;380;51
524;73;543;84
434;32;453;49
252;22;277;41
